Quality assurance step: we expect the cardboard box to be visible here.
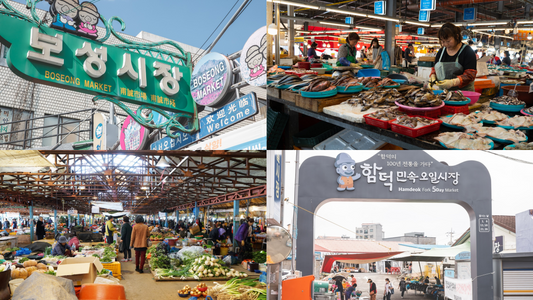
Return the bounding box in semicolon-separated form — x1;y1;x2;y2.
189;224;200;235
56;256;103;286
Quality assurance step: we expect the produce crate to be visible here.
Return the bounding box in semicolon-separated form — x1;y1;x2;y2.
267;108;289;149
293;122;343;148
441;105;469;116
398;107;441;118
390;117;442;138
101;262;121;280
363;113;393;129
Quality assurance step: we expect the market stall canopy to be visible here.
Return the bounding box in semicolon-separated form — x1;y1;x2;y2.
315;239;409;253
390;241;471;262
0;150;55;172
321;252;405;273
399;244;451;250
102;212;130;217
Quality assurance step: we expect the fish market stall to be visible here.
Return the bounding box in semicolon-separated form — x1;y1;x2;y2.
268;68;533;150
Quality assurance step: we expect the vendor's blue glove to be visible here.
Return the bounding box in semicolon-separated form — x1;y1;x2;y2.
339;57;351;66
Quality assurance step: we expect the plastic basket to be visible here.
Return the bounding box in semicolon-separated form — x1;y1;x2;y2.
390;117;442;138
398;107;441;118
101;262;121;280
441;105;469;116
357;69;380;77
363;114;393;129
293;122;343;148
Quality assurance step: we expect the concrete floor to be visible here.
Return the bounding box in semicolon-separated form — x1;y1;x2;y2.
117;252;258;300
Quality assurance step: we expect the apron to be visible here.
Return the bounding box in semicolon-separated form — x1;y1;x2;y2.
336;44;357;66
435;45;475;91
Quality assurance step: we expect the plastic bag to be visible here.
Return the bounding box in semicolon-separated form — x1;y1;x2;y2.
94;276;120;285
176;246;205;261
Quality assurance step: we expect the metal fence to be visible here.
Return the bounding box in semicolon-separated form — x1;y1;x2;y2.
0;109;95;149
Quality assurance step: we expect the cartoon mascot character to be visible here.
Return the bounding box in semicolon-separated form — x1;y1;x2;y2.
334;153;361;191
49;0;80;32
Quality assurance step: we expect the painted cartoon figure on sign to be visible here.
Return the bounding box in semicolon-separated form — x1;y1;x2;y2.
334;153;361;191
245;34;266;80
49;0;80;32
77;2;100;39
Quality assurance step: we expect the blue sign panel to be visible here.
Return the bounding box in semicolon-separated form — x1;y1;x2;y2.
444;269;455;278
463;7;476;21
417;28;425;35
345;17;353;25
419;10;430;22
420;0;435;10
150;93;258;150
472;38;477;43
455;251;471;261
274;154;282;207
374;1;385;15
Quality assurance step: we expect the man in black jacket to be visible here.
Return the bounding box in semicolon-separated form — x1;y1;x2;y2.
368;278;377;300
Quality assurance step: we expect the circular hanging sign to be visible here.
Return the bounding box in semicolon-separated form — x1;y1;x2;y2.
191;52;233;107
120;113;149;150
241;26;267;87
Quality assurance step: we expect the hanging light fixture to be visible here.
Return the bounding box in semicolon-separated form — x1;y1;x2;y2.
528;32;533;40
327;43;331;48
478;41;483;47
268;23;278;35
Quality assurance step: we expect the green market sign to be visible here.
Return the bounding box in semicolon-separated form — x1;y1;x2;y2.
0;0;198;137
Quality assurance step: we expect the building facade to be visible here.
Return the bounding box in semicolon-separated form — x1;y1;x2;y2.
382;232;437;245
355;223;383;241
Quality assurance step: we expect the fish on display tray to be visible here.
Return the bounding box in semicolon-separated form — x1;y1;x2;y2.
476;127;528;143
391;115;438;129
396;86;443;107
476;109;509;123
434;132;494;150
522;107;533;116
301;78;336;92
366;107;407;121
440;113;482;131
346;87;403;111
504;142;533;150
495;115;533;129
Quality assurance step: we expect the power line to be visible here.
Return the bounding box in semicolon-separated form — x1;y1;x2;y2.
192;0;241;62
482;150;533;165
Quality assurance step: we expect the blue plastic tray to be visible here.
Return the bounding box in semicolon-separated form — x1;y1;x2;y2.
485;135;527;144
490;102;525;112
392;79;407;84
301;89;338;98
383;84;401;89
481;115;509;124
497;124;533;131
503;144;517;150
279;66;292;70
439;139;494;150
440;115;481;130
337;85;363;93
361;64;375;68
521;108;533;116
444;98;471;106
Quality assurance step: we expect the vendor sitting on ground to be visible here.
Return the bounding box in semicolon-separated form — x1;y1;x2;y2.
151;225;161;233
52;236;73;257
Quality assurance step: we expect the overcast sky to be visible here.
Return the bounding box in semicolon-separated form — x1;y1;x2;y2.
277;151;533;245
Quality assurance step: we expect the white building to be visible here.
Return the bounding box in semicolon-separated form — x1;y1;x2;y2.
355;223;384;241
0;0;265;150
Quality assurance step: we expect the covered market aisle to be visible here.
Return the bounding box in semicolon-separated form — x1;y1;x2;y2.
0;150;267;299
267;0;533;150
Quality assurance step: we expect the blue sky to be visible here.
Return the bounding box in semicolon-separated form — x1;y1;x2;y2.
14;0;264;56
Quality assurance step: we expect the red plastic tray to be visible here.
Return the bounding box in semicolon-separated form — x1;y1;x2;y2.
399;107;441;118
390;116;443;138
363;114;393;129
441;105;469;116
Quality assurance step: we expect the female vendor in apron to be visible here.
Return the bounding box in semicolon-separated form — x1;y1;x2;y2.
337;32;360;66
429;23;477;91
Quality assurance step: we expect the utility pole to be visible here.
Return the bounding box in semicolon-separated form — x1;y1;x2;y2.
446;228;455;245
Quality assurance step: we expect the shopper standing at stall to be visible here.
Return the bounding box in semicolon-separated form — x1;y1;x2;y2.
131;215;150;273
399;277;407;298
429;22;477;91
393;41;403;66
36;217;45;240
337;32;360;66
120;216;132;262
404;44;415;66
502;51;511;66
307;42;319;62
105;217;115;244
368;278;377;300
370;38;383;67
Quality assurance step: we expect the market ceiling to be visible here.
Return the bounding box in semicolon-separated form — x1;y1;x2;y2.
0;150;266;215
271;0;533;36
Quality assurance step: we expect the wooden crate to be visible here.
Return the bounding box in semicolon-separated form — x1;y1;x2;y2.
267;87;281;99
295;93;354;113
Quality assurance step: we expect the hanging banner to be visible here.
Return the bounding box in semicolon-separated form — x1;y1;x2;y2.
91;206;100;214
67;209;78;215
445;277;472;300
159;212;166;218
514;30;533;41
0;13;195;115
150;92;258;150
93;113;107;150
374;1;386;15
420;0;436;10
419;10;430;22
92;201;124;211
345;17;354;25
240;26;267;87
463;7;476;22
417;28;425;35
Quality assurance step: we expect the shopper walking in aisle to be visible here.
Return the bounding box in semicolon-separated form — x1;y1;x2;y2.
130;215;150;273
105;216;115;244
367;278;377;300
12;219;17;230
3;219;9;231
429;22;477;91
384;278;393;300
120;216;132;262
399;277;407;298
36;217;46;240
333;275;346;300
